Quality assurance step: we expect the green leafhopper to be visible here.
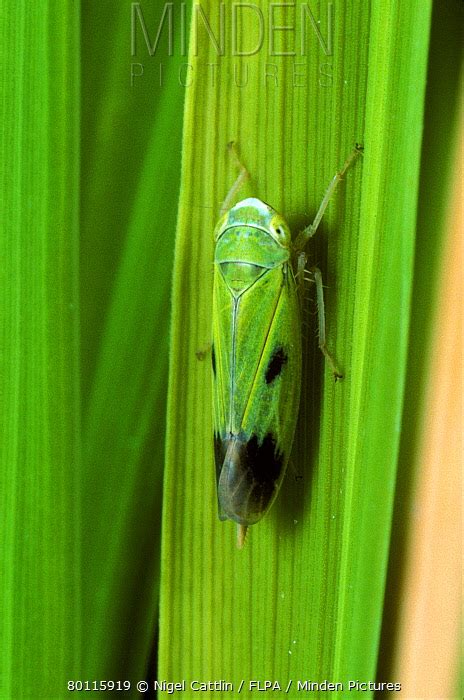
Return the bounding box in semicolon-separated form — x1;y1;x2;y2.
212;143;363;548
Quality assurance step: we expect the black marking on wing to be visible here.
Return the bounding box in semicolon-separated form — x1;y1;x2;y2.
265;346;288;384
217;431;284;525
212;344;216;377
246;433;282;483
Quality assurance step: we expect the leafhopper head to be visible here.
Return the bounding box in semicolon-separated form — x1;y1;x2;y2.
214;197;292;249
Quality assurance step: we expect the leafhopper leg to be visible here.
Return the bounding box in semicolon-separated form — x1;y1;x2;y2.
296;251;307;282
308;266;343;380
219;142;250;217
294;144;363;253
295;251;308;307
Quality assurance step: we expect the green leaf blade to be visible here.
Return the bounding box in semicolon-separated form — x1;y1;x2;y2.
161;0;432;693
0;2;81;697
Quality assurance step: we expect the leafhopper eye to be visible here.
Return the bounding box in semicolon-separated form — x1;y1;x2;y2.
269;216;291;246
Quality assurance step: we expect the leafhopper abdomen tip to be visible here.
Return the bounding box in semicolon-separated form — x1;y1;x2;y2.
237;524;248;549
